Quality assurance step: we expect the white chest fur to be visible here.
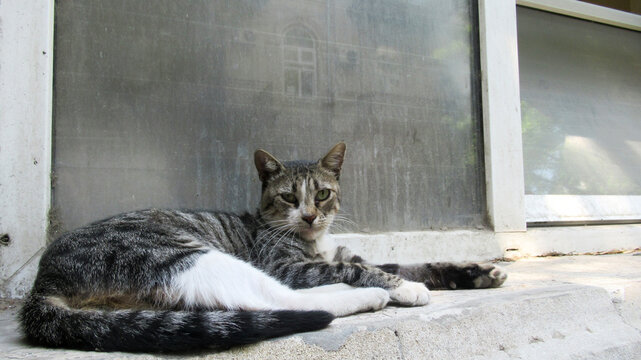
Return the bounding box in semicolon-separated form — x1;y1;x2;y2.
313;233;337;262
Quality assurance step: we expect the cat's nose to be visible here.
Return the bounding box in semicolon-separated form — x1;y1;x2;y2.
302;214;317;225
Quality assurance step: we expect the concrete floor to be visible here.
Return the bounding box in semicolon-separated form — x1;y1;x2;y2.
1;253;641;359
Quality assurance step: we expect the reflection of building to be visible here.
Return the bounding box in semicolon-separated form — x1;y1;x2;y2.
216;0;462;106
48;0;484;236
215;0;470;142
283;26;316;97
204;0;481;231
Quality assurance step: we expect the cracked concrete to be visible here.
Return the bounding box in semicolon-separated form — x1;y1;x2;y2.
1;253;641;359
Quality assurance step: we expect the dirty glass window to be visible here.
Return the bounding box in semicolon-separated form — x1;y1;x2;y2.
518;7;641;195
53;0;484;234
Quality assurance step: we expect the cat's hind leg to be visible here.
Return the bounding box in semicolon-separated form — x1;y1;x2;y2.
163;250;389;317
378;262;507;290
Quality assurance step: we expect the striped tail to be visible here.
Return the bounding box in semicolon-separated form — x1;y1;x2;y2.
20;293;334;352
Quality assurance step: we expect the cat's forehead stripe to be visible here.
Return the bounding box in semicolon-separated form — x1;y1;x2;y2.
299;178;306;198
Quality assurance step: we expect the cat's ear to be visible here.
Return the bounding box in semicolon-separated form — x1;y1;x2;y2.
254;149;285;182
319;142;346;180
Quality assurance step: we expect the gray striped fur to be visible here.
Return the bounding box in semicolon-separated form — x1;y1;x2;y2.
20;142;505;352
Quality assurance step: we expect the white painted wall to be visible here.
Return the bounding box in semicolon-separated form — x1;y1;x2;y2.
0;0;54;297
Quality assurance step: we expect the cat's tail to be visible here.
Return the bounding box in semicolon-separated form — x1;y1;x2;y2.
20;293;334;352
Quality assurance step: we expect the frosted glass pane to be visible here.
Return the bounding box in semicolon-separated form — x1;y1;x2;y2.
53;0;484;233
518;7;641;195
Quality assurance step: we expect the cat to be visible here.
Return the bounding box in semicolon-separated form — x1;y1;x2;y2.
20;142;506;352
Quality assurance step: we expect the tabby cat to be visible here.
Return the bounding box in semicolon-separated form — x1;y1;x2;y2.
20;142;506;352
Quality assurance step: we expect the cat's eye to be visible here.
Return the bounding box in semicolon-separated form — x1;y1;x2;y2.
281;193;297;204
315;189;330;201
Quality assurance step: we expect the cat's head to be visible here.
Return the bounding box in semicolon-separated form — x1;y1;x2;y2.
254;143;345;241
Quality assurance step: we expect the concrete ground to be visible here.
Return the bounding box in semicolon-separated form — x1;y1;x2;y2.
1;253;640;359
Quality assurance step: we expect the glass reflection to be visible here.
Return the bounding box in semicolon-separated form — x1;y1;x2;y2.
519;7;641;195
53;0;484;232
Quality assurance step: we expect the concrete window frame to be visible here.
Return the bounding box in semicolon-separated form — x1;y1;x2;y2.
478;0;527;233
0;0;54;297
513;0;641;224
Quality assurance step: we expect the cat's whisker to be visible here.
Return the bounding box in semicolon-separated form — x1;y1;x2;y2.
250;225;288;256
330;221;355;231
254;223;296;259
333;212;357;224
252;227;290;257
260;225;296;259
328;216;357;233
265;227;296;259
332;214;357;225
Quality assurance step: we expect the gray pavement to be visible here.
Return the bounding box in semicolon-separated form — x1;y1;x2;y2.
1;253;641;359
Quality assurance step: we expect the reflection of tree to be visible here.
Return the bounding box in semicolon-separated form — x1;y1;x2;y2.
521;101;564;194
454;115;478;167
523;100;641;195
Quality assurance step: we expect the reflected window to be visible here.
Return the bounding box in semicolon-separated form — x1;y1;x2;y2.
377;60;402;94
283;26;316;97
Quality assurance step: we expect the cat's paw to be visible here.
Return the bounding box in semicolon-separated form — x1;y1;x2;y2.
471;264;507;289
388;280;430;306
330;287;389;317
363;287;392;311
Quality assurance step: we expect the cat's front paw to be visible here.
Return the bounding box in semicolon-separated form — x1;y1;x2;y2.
333;287;390;317
365;287;392;311
471;264;507;289
388;280;430;306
